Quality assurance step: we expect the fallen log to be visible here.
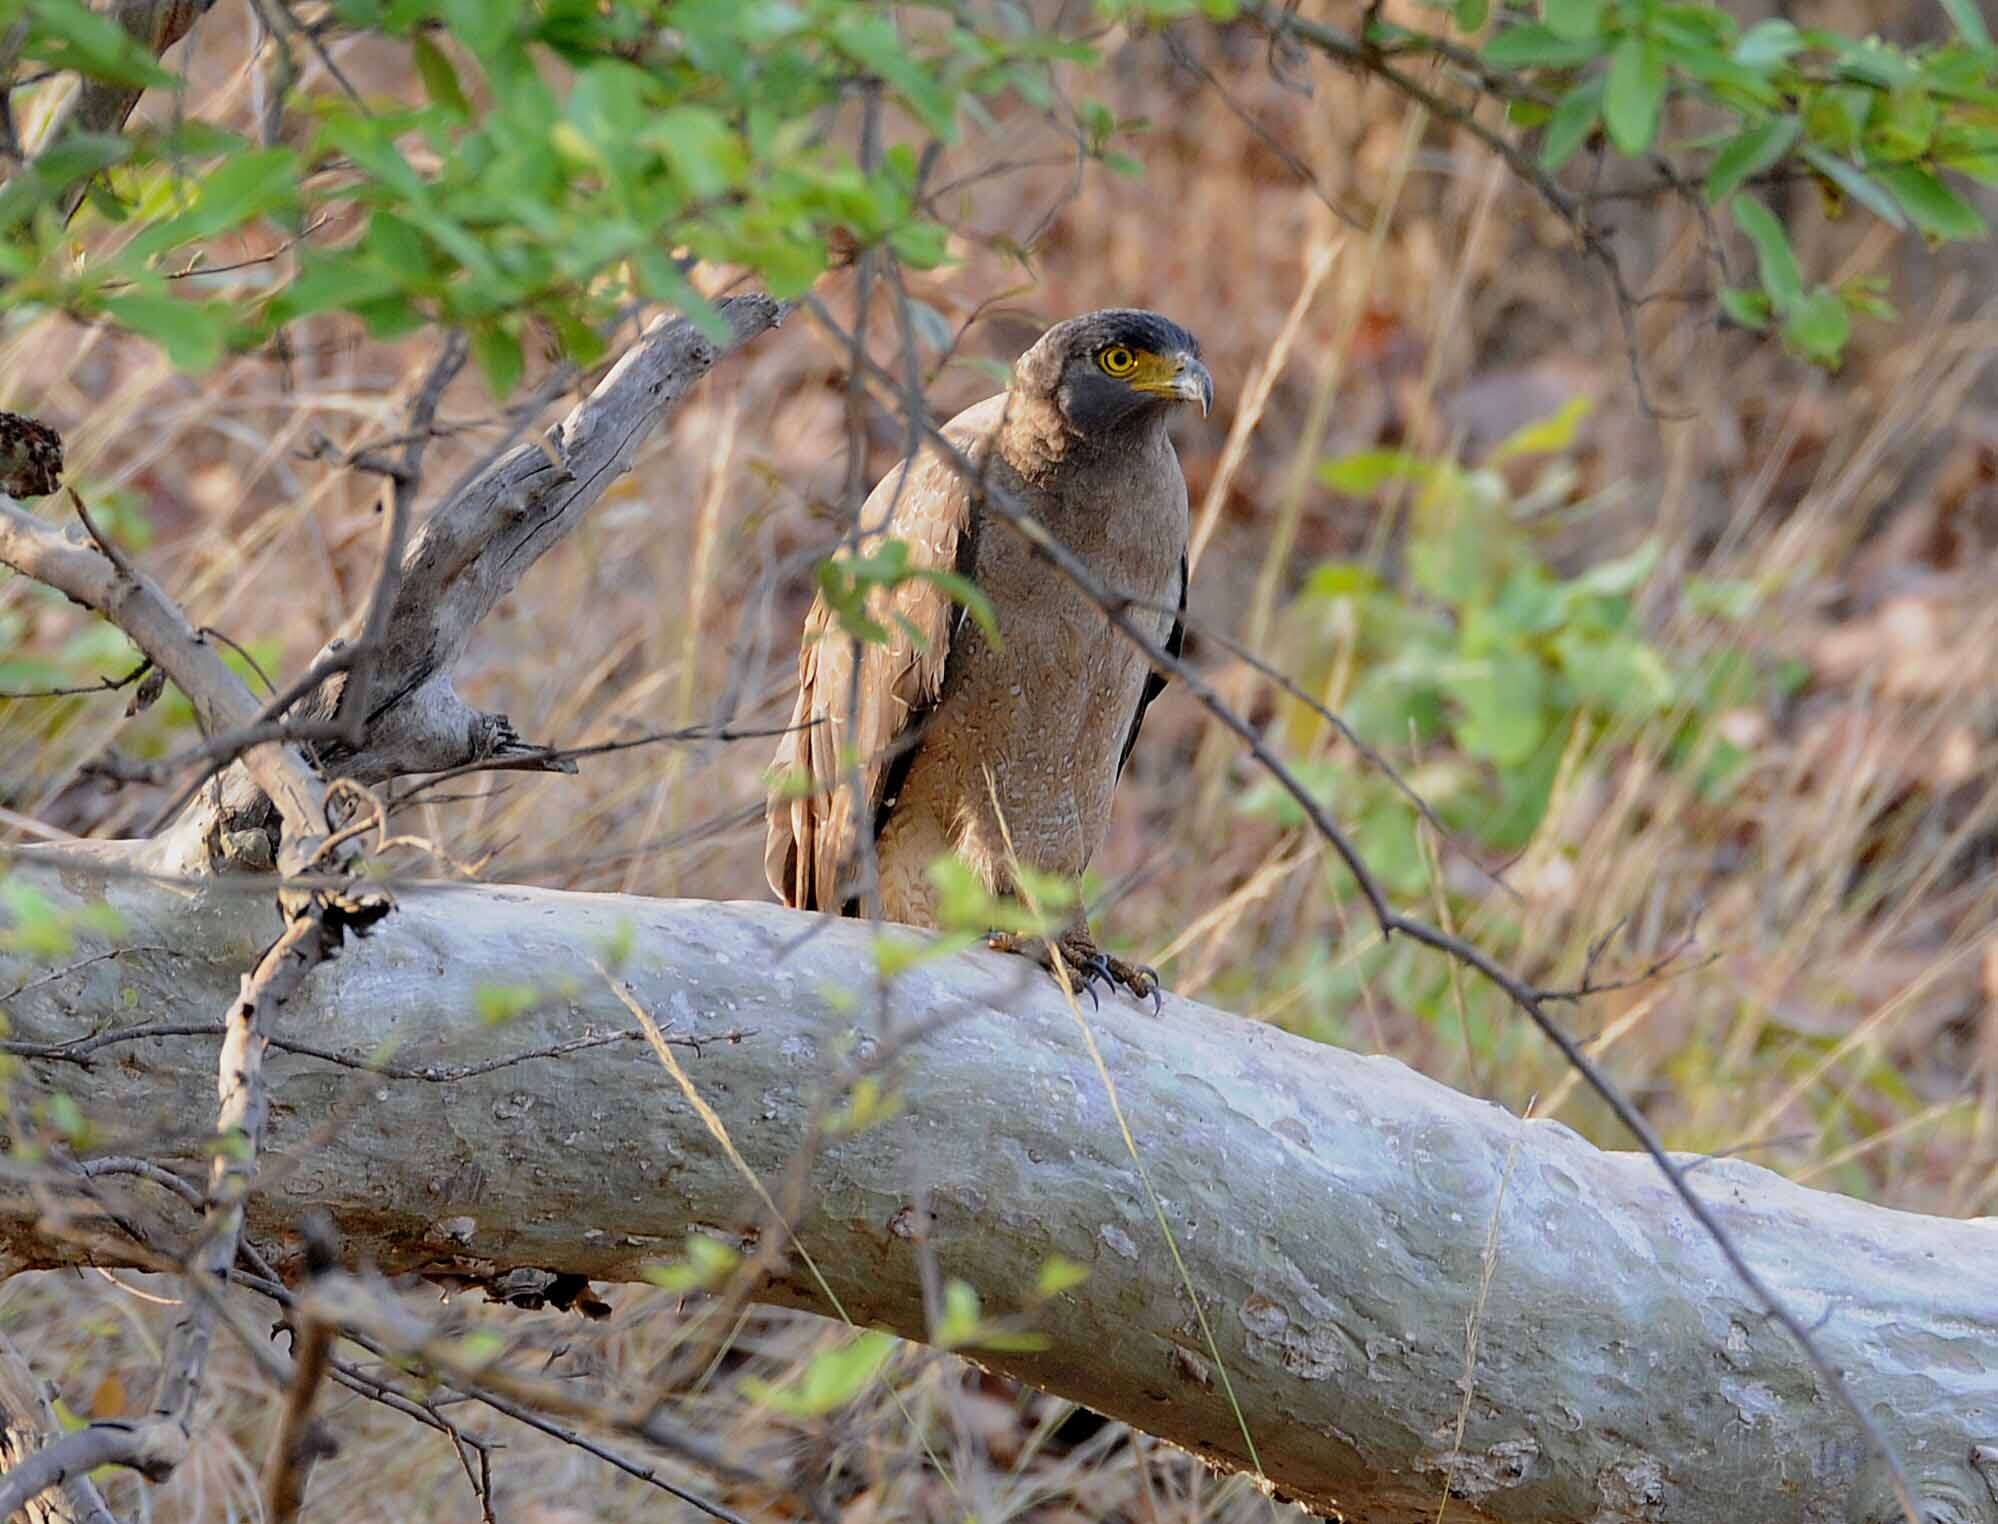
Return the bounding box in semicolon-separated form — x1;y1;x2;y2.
2;847;1995;1524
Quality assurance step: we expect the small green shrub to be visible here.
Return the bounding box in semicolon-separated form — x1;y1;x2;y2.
1233;403;1788;1053
1244;400;1769;895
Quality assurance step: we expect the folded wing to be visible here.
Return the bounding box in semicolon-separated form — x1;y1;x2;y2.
764;445;977;912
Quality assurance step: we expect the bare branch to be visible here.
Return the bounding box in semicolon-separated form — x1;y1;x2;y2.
6;1019;748;1077
151;296;788;866
0;658;153;703
4;867;1991;1524
142;888;387;1463
329;331;473;749
260;1218;339;1524
0;1422;179;1523
304;295;789;782
0;487;329;860
0;1331;121;1524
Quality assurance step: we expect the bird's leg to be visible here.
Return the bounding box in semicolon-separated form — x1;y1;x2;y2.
983;925;1164;1014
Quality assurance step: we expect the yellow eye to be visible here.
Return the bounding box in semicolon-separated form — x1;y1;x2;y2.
1098;345;1138;377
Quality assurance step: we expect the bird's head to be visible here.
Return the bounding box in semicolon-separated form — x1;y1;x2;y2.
1015;309;1212;438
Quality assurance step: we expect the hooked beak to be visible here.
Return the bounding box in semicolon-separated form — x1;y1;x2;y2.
1169;354;1213;417
1130;351;1215;416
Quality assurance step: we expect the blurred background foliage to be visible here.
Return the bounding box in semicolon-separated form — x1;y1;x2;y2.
4;0;1998;1518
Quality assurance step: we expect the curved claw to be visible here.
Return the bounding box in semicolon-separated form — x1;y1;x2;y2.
1136;965;1165;1017
1076;951;1114;1010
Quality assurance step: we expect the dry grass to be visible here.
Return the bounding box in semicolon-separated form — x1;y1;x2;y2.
4;4;1997;1520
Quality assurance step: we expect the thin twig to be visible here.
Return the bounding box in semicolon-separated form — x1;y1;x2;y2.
7;1020;747;1075
1241;1;1690;419
0;659;151;702
261;1218;338;1523
332;331;471;744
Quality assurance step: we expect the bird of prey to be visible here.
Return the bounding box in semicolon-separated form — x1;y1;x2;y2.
764;308;1211;1004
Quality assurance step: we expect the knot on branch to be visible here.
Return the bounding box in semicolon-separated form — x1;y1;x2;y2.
424;1265;614;1319
317;885;395;942
0;410;63;499
472;711;578;774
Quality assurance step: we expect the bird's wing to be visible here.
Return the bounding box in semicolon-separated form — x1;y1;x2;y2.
1117;551;1186;779
765;442;979;912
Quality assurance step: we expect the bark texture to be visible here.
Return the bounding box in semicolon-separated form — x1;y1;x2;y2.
300;294;788;785
148;294;786;873
3;848;1996;1524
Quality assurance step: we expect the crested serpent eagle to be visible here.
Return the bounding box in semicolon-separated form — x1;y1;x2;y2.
764;309;1212;1004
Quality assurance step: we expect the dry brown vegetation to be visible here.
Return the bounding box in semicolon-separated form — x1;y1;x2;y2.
3;3;1996;1520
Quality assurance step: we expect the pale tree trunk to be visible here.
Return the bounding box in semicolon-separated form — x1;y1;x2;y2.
4;847;1995;1524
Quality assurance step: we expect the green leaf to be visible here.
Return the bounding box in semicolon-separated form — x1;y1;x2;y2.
1782;286;1850;365
1734;19;1804;69
1539;80;1602;170
1866;87;1940;162
828;11;960;140
631;249;728;341
1684;575;1761;621
887;219;951;268
1718;286;1772;329
1670;45;1784;108
1816;32;1922;90
1442;653;1547;768
913;568;1000;645
1653;4;1738;48
18;132;131;195
646;105;744;200
1731;195;1803;311
1483;24;1598;68
1303;561;1385;600
269;251;403;322
1035;1255;1090;1298
1454;0;1489;32
22;0;176;87
1542;0;1604;41
439;0;522;56
98;294;226;371
1567;537;1661;599
743;1330;897;1417
1804;85;1873;156
641;1230;743;1292
1938;0;1993;46
471;322;523;398
824;1075;903;1136
0;882;73;959
1798;146;1905;228
124;147;300;263
1604;35;1668;156
1935;125;1998;184
1319;449;1442;495
1839;274;1897;321
1490;396;1591;463
473;982;537;1024
411;33;471;116
1704;116;1799;203
934;1280;982;1348
1875;164;1988;241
